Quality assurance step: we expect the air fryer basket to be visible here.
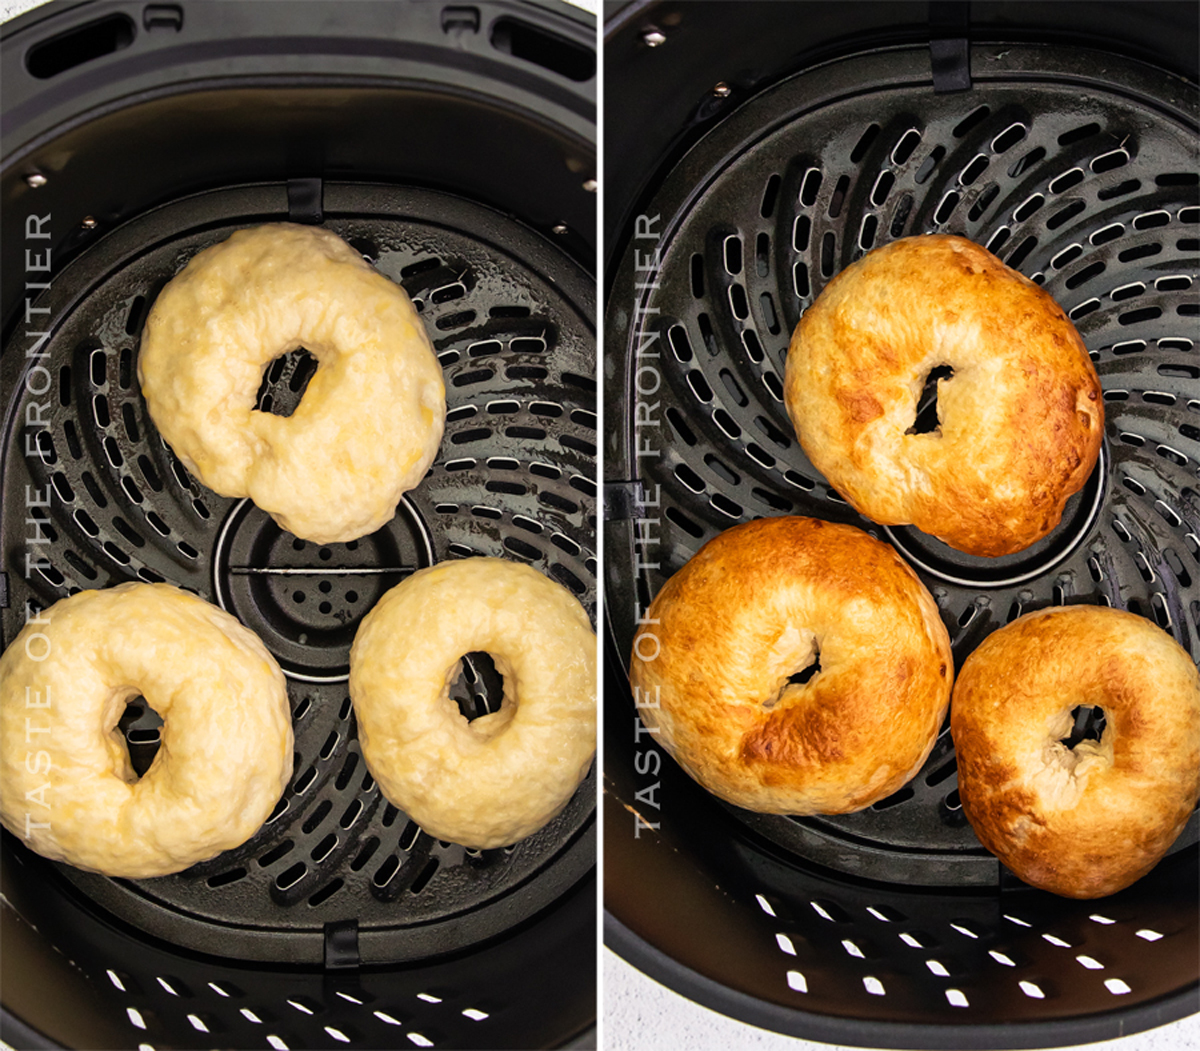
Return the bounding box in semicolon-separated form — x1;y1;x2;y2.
604;3;1199;1047
1;3;596;1049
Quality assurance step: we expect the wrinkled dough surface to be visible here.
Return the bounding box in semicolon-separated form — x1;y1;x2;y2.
631;516;953;814
349;558;597;849
784;235;1103;556
138;223;446;543
952;605;1200;898
0;583;293;878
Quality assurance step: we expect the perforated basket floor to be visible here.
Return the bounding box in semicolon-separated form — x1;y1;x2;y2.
604;41;1199;1045
1;179;596;1047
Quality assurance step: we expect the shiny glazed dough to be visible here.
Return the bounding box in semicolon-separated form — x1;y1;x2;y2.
952;605;1200;898
138;223;446;543
349;558;597;848
630;516;953;814
784;235;1103;556
0;583;293;878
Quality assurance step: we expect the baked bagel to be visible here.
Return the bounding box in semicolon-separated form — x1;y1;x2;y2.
0;583;292;878
138;223;446;544
952;605;1200;898
784;235;1103;557
630;516;952;814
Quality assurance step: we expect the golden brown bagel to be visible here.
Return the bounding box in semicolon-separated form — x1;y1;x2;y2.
952;605;1200;898
784;235;1103;557
630;516;952;814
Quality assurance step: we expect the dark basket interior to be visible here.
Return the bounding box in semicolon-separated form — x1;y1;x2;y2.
603;3;1199;1047
1;2;597;1049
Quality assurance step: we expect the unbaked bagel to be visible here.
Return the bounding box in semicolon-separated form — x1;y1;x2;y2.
349;557;596;848
0;583;292;878
630;516;953;814
784;235;1103;557
138;223;446;544
952;605;1200;898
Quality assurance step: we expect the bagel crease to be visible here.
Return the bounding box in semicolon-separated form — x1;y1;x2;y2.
0;583;293;878
138;223;446;544
952;605;1200;898
784;234;1103;557
349;557;597;849
630;516;953;814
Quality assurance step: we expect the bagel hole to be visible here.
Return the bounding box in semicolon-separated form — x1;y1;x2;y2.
450;652;507;723
1061;705;1107;750
117;696;163;779
767;649;821;707
907;365;954;436
255;347;319;418
788;655;821;686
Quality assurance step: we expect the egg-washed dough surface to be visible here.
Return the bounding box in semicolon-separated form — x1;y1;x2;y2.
350;557;597;849
0;583;293;878
138;223;446;543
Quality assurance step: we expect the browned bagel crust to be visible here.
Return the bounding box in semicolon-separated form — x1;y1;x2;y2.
952;606;1200;898
630;517;952;814
784;235;1103;557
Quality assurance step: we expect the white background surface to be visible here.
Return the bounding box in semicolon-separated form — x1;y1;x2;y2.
0;0;42;23
604;950;1200;1051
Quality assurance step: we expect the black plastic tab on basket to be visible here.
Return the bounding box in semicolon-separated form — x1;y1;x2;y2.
142;5;183;32
929;1;970;93
287;177;324;224
604;479;644;522
323;918;360;970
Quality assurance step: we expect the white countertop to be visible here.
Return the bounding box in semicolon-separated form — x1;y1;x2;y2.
604;950;1200;1051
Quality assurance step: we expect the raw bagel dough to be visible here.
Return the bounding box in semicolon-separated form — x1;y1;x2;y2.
952;605;1200;898
138;223;446;543
0;583;293;878
349;558;596;848
784;235;1103;556
630;516;953;814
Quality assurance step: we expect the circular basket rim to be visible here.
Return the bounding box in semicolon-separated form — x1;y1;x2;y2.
602;35;1200;1046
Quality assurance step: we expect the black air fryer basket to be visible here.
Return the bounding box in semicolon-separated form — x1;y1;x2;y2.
603;2;1199;1047
1;2;597;1048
